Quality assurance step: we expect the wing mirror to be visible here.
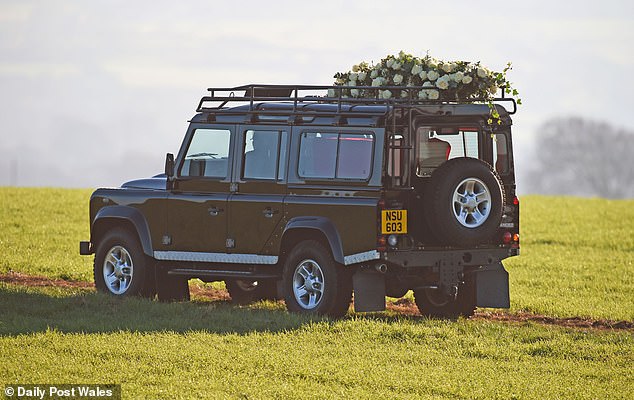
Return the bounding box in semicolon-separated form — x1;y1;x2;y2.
165;153;175;178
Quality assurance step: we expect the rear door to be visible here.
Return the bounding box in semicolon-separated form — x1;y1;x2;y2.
227;126;289;255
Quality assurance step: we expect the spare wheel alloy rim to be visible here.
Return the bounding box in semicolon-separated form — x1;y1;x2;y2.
452;177;492;228
292;259;325;310
103;245;134;294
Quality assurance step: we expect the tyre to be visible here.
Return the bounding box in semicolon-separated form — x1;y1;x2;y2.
282;240;352;318
425;158;505;246
94;228;154;297
413;276;476;318
225;279;278;304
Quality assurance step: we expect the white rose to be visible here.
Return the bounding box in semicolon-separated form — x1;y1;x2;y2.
427;90;439;100
348;80;356;86
441;63;452;73
352;64;360;72
477;67;488;78
423;81;434;88
358;71;367;81
411;64;423;75
350;72;358;81
462;75;473;84
392;61;401;70
386;58;395;68
418;90;428;99
393;74;404;84
381;90;392;99
419;71;428;81
370;69;379;78
351;88;360;97
427;70;439;81
372;77;382;87
436;76;450;90
453;71;464;82
401;91;409;98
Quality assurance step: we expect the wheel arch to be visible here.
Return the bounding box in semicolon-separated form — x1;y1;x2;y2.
280;217;345;265
91;206;154;257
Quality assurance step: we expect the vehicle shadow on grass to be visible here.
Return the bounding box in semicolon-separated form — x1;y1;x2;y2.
0;284;329;336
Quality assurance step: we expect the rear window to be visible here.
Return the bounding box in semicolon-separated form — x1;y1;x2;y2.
298;132;374;180
415;127;509;176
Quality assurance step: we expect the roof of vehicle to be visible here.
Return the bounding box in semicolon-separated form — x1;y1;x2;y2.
192;84;515;127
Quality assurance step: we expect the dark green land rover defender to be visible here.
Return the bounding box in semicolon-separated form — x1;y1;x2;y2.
80;84;520;318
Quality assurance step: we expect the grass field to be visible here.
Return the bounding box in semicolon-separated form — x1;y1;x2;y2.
505;196;634;320
1;284;632;399
1;188;633;399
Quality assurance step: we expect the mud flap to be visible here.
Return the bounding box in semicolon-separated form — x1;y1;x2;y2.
475;262;510;309
353;270;386;312
156;265;190;302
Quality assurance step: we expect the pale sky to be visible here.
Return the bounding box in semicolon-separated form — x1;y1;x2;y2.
1;0;633;190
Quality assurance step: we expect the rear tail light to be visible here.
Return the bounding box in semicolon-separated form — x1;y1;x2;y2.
377;197;386;251
377;236;387;252
503;231;512;244
513;196;520;206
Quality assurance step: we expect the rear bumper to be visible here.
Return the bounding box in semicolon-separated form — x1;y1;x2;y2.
382;246;518;268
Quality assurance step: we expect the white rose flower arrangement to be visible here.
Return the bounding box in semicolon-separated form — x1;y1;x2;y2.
331;51;521;105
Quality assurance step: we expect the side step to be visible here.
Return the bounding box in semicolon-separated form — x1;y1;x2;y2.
167;268;280;281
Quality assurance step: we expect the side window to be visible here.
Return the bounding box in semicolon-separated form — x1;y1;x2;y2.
337;134;374;179
243;130;288;180
299;132;337;179
298;132;374;180
180;128;231;178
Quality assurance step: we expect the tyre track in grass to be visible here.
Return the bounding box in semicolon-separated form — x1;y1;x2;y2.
1;272;632;331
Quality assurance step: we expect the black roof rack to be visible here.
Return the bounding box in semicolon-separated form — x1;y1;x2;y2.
196;84;517;116
195;84;516;189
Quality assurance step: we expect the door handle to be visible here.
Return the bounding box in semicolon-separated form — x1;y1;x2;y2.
208;207;224;216
262;207;279;218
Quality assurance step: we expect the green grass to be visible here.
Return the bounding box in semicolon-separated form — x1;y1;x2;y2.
0;187;92;281
505;196;634;320
1;284;632;399
1;188;634;398
1;188;632;321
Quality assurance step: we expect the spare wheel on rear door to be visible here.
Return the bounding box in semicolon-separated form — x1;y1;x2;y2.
425;157;505;246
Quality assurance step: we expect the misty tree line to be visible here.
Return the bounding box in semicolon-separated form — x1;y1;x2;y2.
523;117;634;199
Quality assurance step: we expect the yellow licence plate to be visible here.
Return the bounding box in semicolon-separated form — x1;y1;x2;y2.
381;210;408;234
